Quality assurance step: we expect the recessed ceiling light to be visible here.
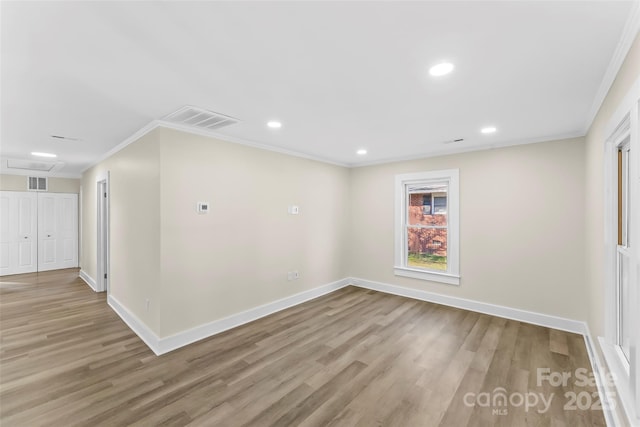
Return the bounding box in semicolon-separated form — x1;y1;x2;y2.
31;152;57;158
267;121;282;129
429;62;454;77
480;126;497;134
357;149;367;155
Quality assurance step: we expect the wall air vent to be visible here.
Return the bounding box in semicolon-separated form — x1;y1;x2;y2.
27;176;48;191
162;106;240;131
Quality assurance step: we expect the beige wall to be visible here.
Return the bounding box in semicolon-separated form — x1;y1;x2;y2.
348;137;587;321
81;127;349;338
0;174;80;193
157;128;349;336
81;129;161;334
585;32;640;339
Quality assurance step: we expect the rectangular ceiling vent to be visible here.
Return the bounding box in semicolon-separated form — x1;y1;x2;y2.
163;106;240;131
6;159;56;172
28;177;48;191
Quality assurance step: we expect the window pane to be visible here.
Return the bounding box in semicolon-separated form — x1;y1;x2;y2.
407;184;448;226
433;196;446;214
620;254;631;361
407;227;447;271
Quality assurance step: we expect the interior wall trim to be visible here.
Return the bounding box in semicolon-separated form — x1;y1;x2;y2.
350;277;585;333
107;278;351;356
79;269;97;292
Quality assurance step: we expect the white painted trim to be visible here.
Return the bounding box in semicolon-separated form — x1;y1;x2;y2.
82;122;159;173
107;294;161;356
602;75;640;423
156;278;351;355
350;132;586;168
96;173;110;293
393;267;460;285
109;278;350;356
394;169;460;286
81;120;348;174
599;336;640;426
581;325;622;427
78;117;589;174
605;76;640;141
585;1;640;134
155;121;348;168
349;277;585;334
79;270;97;292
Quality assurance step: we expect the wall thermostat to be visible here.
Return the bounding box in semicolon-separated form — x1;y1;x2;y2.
197;202;210;214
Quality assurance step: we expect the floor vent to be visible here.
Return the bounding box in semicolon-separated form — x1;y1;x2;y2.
163;106;239;131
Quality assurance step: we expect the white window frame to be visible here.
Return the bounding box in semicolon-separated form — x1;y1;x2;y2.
394;169;460;285
601;76;639;425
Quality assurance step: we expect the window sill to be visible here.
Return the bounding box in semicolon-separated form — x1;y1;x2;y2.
394;267;460;286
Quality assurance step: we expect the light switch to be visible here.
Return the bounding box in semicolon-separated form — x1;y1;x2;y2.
288;205;299;215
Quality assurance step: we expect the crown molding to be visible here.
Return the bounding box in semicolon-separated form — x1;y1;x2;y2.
583;0;640;133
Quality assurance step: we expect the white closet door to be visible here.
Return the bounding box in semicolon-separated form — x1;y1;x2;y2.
38;193;78;272
0;191;38;276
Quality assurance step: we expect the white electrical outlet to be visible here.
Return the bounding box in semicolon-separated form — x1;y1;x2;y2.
287;271;300;281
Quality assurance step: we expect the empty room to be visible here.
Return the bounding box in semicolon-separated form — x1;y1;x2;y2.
1;1;639;426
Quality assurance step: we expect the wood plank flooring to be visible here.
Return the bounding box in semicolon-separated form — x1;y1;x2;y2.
1;269;605;426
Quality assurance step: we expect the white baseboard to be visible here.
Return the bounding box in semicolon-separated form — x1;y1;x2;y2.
349;277;629;425
79;270;98;292
156;278;351;355
349;277;586;334
108;294;161;355
108;278;350;356
104;272;627;425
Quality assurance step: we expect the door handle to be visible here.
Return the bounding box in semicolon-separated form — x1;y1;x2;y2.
47;234;51;238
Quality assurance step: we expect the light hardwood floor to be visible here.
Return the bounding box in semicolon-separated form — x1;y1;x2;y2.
1;269;605;426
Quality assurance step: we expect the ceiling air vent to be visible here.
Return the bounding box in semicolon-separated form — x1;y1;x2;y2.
27;177;48;191
163;106;240;131
6;159;57;172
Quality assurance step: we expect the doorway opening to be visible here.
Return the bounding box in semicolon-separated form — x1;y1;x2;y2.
97;176;110;293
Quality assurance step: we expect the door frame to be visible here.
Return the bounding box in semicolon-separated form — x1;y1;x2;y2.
96;172;110;293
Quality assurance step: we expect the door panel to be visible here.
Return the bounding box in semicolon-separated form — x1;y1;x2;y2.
0;243;9;269
0;191;77;275
0;196;9;270
0;192;37;276
37;193;78;272
62;239;74;262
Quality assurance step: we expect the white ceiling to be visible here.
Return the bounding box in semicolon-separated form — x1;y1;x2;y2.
1;1;636;177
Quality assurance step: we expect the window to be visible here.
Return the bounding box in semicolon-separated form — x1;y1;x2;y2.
601;88;639;424
395;169;460;285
